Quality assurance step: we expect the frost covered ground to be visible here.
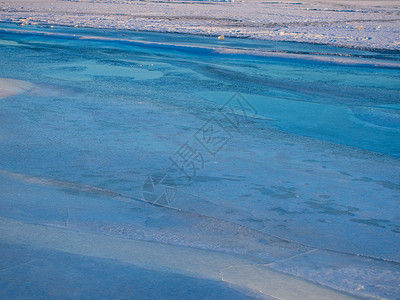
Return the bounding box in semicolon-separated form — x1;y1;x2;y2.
0;0;400;50
0;1;400;299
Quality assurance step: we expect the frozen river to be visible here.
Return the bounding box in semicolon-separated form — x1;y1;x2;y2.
0;23;400;299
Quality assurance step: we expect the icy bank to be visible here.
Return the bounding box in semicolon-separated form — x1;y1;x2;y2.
0;0;399;50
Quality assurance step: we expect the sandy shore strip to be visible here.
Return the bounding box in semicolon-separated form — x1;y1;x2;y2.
0;77;34;99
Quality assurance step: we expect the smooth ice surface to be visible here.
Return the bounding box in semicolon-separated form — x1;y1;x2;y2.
0;23;399;299
0;243;256;300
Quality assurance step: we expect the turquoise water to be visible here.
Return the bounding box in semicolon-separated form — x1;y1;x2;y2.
0;23;399;298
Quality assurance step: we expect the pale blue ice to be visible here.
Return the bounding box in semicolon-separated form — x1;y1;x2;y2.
0;23;399;299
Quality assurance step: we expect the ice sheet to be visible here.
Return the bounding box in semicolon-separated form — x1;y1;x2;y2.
0;24;399;298
0;243;258;300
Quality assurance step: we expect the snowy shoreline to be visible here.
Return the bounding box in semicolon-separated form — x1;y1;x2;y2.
0;0;399;50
